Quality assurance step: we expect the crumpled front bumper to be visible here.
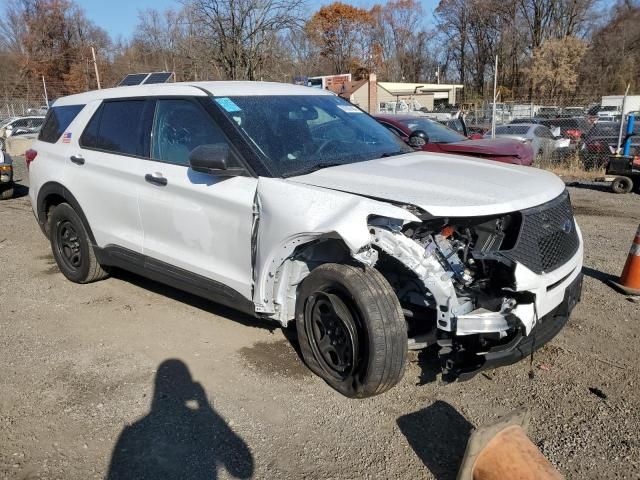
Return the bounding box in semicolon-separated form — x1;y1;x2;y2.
442;271;583;381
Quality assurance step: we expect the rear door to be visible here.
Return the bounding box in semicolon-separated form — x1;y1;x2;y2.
137;97;257;300
72;99;153;253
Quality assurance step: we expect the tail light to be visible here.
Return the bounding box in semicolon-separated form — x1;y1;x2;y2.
566;129;582;138
25;149;37;169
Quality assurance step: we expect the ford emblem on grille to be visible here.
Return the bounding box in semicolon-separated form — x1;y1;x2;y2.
562;219;573;234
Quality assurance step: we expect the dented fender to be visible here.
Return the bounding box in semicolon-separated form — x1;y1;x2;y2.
253;177;419;323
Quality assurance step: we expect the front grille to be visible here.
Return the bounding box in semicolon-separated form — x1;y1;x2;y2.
501;191;579;274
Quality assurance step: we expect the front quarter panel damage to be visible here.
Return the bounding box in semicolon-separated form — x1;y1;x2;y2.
254;177;419;324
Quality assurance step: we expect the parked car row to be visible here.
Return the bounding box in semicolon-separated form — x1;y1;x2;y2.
508;114;639;168
25;81;583;398
375;114;534;165
0;115;45;150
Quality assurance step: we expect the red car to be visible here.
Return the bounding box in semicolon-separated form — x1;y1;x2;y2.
375;114;534;166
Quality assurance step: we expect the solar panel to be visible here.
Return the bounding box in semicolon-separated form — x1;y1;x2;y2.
143;72;173;84
117;72;174;87
118;73;149;86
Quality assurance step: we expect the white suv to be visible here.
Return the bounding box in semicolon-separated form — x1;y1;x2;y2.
28;82;583;398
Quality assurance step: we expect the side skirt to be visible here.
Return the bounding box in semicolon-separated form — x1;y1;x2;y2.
95;245;257;317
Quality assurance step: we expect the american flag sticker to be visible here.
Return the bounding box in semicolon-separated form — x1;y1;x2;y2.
62;132;72;143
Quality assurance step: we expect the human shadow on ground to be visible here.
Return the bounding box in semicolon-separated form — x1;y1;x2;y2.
106;359;254;480
397;400;473;480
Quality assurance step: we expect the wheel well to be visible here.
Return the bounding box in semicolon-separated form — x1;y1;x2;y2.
37;183;96;244
41;193;65;237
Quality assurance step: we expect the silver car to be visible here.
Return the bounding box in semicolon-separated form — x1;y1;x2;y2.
486;123;566;160
0;116;45;150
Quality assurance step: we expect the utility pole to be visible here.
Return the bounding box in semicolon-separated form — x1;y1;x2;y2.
491;55;498;139
42;76;49;107
91;46;101;90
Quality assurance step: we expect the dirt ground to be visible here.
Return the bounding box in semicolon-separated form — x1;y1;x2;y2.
1;156;639;480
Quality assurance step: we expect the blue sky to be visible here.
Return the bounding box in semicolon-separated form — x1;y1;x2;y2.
79;0;439;40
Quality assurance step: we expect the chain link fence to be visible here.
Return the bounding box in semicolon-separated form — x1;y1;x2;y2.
0;100;49;122
1;77;638;171
461;95;640;171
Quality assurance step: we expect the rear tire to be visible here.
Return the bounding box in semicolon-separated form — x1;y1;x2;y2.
611;176;633;194
296;263;407;398
49;203;110;283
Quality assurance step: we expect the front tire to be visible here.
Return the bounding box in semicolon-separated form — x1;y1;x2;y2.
296;263;407;398
49;203;110;283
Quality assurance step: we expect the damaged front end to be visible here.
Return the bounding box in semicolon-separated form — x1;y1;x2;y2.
367;190;582;380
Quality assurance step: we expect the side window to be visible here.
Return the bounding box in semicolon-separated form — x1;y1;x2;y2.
39;105;84;143
151;99;234;166
90;100;148;156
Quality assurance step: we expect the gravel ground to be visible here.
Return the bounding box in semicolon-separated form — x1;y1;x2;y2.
1;156;639;479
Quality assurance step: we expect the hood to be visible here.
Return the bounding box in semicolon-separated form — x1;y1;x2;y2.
287;152;566;217
437;138;533;165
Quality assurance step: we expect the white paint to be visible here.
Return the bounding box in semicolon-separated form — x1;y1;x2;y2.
30;81;584;346
288;151;566;217
53;81;334;107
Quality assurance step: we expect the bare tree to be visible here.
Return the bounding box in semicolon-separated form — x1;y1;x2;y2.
435;0;470;88
186;0;305;80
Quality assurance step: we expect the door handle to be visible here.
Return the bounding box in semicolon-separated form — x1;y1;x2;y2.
145;173;168;186
70;155;85;165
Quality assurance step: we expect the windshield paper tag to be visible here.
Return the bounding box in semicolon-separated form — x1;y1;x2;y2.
215;97;241;112
338;105;363;113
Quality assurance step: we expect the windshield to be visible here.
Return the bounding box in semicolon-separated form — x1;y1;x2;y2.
397;117;467;143
214;95;410;177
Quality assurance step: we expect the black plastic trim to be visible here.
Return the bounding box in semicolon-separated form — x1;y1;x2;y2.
36;182;97;243
94;245;256;316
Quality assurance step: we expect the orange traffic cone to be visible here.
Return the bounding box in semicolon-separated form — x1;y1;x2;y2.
610;224;640;296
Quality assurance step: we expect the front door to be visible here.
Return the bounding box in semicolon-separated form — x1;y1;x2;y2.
137;97;257;300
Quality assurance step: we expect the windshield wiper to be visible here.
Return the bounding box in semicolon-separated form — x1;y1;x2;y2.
380;150;407;158
283;162;344;178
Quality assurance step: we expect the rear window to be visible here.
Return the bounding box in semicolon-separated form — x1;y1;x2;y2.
39;105;84;143
80;100;149;156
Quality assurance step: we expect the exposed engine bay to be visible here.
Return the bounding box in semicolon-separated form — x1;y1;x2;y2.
368;211;546;380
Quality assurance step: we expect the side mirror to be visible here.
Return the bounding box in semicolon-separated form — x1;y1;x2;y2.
408;130;429;148
5;124;13;131
189;144;243;176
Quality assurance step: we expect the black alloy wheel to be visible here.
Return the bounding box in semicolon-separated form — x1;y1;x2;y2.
55;220;83;271
304;291;360;381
